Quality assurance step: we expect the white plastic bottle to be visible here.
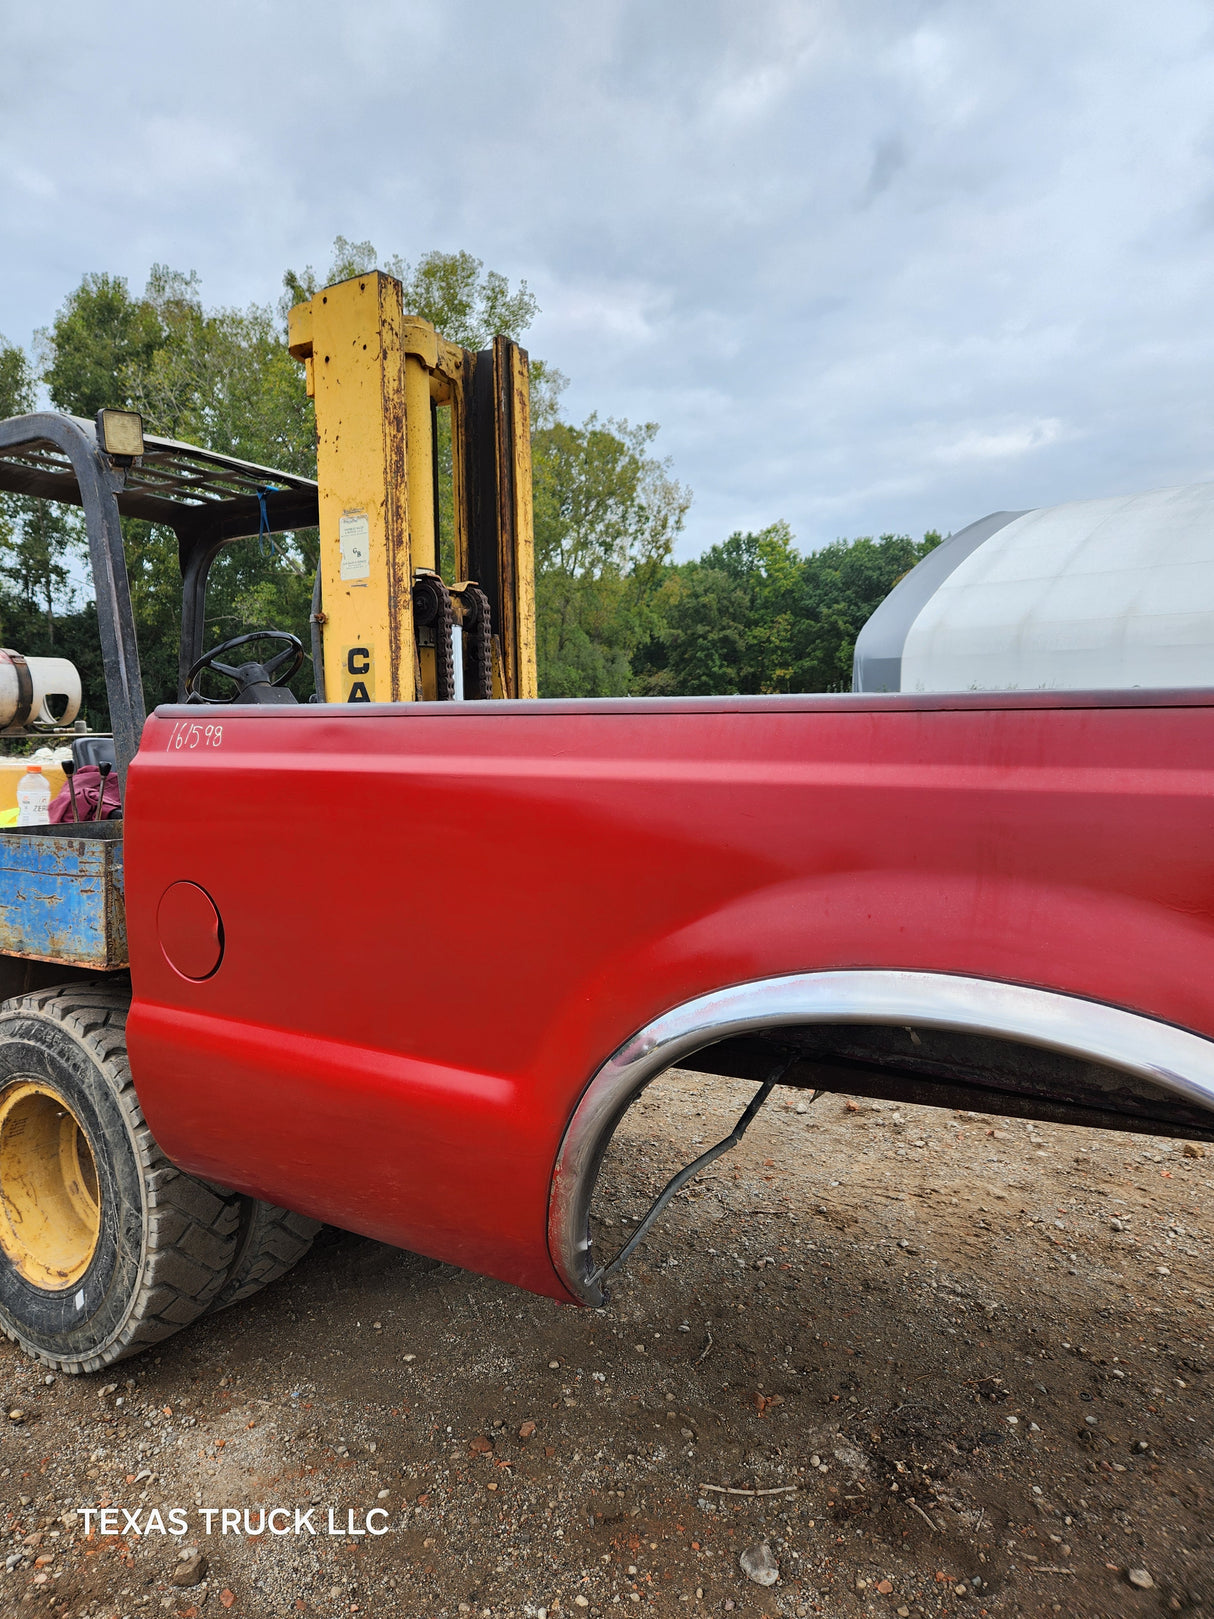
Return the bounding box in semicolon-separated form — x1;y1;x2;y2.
16;764;51;826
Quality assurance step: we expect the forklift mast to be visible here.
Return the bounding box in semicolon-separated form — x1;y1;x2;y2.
288;271;537;704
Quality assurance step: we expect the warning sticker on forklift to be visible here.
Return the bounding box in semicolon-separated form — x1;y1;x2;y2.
339;511;371;582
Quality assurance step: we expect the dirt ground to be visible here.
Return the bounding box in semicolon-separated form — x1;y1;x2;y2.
1;1071;1210;1619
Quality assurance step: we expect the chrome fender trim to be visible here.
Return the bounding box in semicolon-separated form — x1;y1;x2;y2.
548;970;1214;1306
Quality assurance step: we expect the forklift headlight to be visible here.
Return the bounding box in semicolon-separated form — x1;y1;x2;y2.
95;409;145;459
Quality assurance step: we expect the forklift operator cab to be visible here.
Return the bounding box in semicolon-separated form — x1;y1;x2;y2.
0;404;323;782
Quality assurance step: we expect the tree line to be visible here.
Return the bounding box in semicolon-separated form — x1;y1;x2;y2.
0;240;938;723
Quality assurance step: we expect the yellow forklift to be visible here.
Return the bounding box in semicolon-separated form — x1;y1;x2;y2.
0;272;538;1368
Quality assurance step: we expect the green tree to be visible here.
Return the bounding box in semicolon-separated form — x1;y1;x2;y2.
41;274;163;419
0;335;33;419
787;531;940;691
635;525;941;696
534;415;690;696
633;522;797;695
127;267;316;472
0;499;81;645
638;563;753;695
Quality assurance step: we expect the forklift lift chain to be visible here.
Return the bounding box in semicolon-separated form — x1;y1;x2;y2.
412;574;456;701
456;582;494;701
586;1060;820;1295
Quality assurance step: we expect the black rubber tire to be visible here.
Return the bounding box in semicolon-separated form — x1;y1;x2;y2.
204;1199;321;1314
0;984;241;1373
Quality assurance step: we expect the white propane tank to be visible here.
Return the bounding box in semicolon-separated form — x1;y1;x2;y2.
0;650;82;729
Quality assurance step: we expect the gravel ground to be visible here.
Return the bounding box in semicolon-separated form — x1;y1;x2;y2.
1;1070;1211;1619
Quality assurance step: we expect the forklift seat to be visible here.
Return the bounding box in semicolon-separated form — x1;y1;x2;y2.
71;736;117;772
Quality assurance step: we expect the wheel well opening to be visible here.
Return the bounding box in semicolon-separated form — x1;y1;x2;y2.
553;1008;1214;1308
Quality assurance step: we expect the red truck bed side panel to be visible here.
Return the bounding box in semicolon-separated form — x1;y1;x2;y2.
122;696;1214;1301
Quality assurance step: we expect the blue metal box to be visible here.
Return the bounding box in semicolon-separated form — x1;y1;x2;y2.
0;824;127;968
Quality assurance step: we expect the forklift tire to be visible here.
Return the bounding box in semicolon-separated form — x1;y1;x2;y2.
204;1200;321;1314
0;984;241;1373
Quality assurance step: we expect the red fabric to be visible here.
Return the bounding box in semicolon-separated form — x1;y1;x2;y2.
49;766;121;822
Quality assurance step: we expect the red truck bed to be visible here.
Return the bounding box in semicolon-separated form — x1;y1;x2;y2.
122;691;1214;1308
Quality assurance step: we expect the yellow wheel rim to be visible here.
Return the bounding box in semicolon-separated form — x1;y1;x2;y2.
0;1081;101;1289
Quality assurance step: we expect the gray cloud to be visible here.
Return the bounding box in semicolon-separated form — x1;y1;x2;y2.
3;0;1213;556
861;135;908;206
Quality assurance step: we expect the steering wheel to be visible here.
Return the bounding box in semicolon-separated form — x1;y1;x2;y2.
185;630;304;705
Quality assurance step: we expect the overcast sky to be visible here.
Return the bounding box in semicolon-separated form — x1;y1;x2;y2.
3;0;1213;557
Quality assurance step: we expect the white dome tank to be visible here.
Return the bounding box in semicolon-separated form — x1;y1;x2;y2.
852;481;1214;693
